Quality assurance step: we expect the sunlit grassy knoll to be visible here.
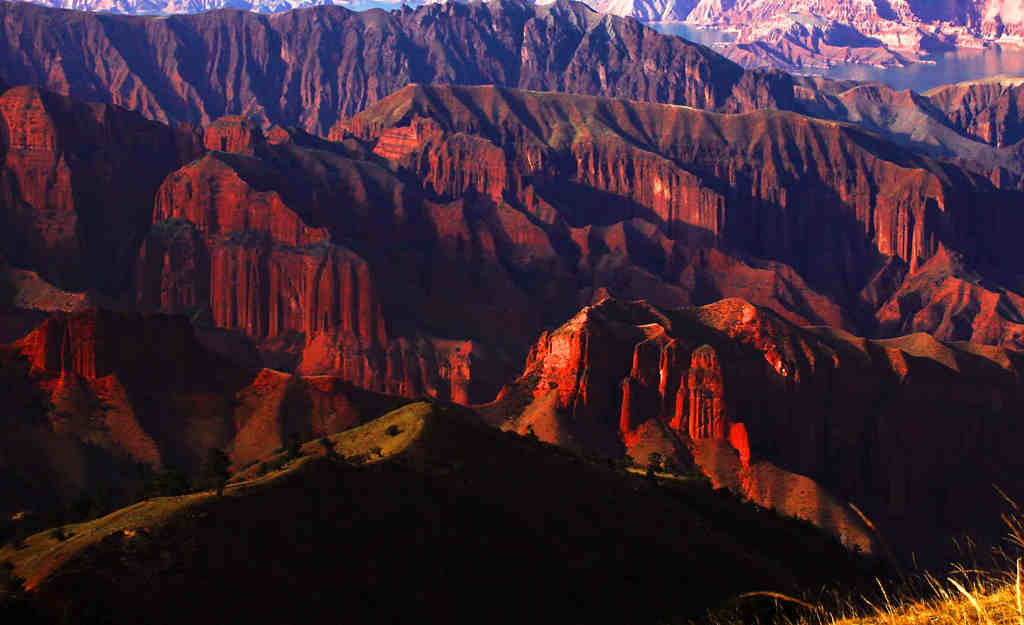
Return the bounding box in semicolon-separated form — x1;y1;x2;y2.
0;401;433;590
320;399;429;461
0;493;212;590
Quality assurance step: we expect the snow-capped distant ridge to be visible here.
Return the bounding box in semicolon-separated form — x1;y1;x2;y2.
588;0;695;22
586;0;1024;72
18;0;420;14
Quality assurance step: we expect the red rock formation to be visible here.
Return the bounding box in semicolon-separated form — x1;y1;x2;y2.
875;245;1024;348
300;334;494;405
372;123;430;162
153;155;329;248
686;345;726;440
204;116;264;154
137;84;1024;410
727;422;751;466
141;184;390;375
0;86;197;294
137;123;511;402
484;296;1024;562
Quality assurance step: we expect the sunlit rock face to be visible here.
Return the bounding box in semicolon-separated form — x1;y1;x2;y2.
485;296;1024;562
685;345;726;441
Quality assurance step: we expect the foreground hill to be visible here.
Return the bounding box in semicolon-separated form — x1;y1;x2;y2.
1;402;875;625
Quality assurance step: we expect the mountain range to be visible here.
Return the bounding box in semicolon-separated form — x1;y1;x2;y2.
11;0;1024;71
2;1;1024;618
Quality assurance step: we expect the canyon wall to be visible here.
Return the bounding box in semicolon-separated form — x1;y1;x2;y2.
0;85;198;294
352;84;1024;347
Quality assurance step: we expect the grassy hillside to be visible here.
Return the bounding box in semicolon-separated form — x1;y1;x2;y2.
5;402;879;625
0;402;431;590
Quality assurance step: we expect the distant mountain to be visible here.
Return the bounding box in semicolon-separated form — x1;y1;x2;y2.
592;0;1024;70
14;0;414;15
588;0;696;22
595;0;1024;39
12;0;1024;72
0;0;789;135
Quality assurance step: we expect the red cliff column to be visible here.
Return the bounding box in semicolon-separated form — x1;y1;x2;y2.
687;345;726;440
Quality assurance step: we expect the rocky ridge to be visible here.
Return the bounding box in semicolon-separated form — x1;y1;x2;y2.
927;76;1024;148
482;296;1024;561
0;0;792;135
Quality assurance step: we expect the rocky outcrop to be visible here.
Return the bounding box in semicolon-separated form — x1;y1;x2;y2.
0;0;796;136
137;115;527;402
204;116;264;155
875;245;1024;347
137;135;396;389
484;296;1024;561
0;86;197;294
684;344;726;440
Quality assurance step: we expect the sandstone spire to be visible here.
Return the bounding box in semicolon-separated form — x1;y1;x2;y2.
687;344;726;440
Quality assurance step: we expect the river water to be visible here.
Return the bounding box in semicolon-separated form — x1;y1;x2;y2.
651;23;1024;93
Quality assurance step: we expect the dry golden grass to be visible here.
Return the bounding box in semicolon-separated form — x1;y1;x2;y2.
704;570;1024;625
0;401;433;590
0;493;213;590
709;503;1024;625
827;572;1022;625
